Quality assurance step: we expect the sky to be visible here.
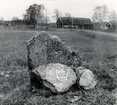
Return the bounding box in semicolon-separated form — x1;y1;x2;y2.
0;0;117;21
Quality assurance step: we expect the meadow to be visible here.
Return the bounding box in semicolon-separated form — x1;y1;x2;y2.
0;28;117;105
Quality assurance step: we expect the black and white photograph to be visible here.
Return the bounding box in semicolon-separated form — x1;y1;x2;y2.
0;0;117;104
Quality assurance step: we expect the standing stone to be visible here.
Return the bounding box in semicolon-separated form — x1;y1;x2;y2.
33;63;77;93
27;31;81;86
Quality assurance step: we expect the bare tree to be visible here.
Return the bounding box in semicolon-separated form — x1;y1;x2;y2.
64;12;71;17
42;15;51;29
0;17;4;25
11;17;20;26
12;17;19;21
109;11;117;22
109;10;117;28
52;8;62;21
92;5;109;26
0;17;4;21
43;16;50;23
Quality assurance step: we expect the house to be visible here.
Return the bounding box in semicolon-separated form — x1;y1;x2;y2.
56;17;93;29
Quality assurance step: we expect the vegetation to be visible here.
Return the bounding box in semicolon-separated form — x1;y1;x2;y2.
23;4;45;28
1;4;117;30
0;29;117;104
92;5;117;29
52;9;62;21
0;1;117;104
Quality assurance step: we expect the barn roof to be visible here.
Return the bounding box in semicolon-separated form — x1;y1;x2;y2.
57;17;93;25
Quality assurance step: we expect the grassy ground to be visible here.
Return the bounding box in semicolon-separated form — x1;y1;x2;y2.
0;28;117;104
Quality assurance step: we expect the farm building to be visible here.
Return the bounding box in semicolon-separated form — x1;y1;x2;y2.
56;17;93;29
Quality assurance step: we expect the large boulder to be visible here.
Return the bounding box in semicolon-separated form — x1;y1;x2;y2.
27;31;81;86
33;63;77;93
27;31;81;71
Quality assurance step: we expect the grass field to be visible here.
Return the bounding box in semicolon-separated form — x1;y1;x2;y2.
0;28;117;105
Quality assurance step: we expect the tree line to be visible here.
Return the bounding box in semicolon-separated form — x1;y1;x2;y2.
0;4;117;29
92;5;117;29
0;4;71;29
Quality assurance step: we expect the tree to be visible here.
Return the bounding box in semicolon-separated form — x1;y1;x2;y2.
109;11;117;28
24;4;45;28
109;11;117;21
11;17;20;26
0;17;4;21
92;5;109;26
43;16;50;23
42;16;51;30
0;17;4;25
64;12;71;17
12;17;19;21
52;8;62;21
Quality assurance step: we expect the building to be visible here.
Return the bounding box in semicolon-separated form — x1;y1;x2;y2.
56;17;93;29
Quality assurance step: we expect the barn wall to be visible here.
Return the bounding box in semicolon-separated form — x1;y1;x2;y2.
56;18;93;29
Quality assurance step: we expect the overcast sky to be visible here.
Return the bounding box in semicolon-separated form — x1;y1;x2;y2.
0;0;117;21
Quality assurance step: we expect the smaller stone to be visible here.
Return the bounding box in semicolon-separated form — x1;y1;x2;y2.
75;66;85;77
78;69;97;90
84;79;97;90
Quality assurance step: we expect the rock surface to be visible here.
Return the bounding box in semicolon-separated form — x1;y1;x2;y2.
79;69;97;90
75;67;97;90
27;31;81;72
33;63;77;93
74;66;85;78
27;31;81;87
